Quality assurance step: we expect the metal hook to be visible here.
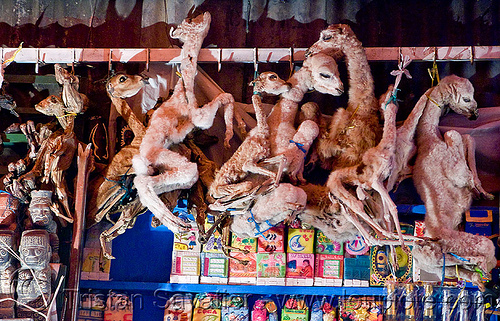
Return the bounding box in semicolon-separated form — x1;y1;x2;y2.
398;47;402;65
217;48;222;72
253;47;259;77
108;49;113;74
146;48;150;72
289;47;294;78
72;48;77;74
35;48;40;74
470;45;475;65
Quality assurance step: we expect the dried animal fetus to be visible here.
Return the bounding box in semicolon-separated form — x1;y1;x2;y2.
208;72;290;207
307;24;382;170
411;75;495;289
133;12;236;233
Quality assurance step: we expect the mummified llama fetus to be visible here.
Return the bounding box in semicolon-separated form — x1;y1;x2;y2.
16;230;52;316
133;12;236;233
265;53;343;182
0;231;15;318
411;75;494;289
326;86;406;246
306;24;382;170
209;72;290;204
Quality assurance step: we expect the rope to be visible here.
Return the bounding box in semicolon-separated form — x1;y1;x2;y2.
449;286;466;316
3;42;23;66
425;94;442;108
441;252;446;287
55;113;78;119
289;139;306;154
448;252;471;262
247;209;275;238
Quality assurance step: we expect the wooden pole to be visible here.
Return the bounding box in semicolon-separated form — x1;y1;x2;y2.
65;143;93;321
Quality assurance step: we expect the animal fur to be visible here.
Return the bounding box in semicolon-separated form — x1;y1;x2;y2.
325;86;419;249
307;24;382;170
412;75;495;288
132;12;236;233
208;72;290;202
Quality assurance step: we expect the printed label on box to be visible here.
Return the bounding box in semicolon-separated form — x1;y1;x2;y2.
315;230;343;255
174;228;201;252
281;308;309;321
286;253;314;279
339;297;382;321
164;294;193;321
287;229;314;254
192;308;221;321
314;254;343;279
229;252;257;284
369;244;412;286
257;226;285;253
203;222;226;253
231;235;257;253
256;253;286;278
202;252;228;278
171;250;200;276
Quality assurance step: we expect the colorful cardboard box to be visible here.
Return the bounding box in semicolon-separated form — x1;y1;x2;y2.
315;230;343;255
231;235;257;253
286;253;314;286
222;294;248;321
314;254;343;286
281;308;309;321
193;293;222;321
369;224;413;286
339;296;383;321
174;228;201;252
256;252;286;285
369;244;412;286
343;255;370;287
200;252;229;284
287;229;314;254
81;247;110;281
203;221;227;253
465;209;493;236
170;250;200;284
257;225;285;253
228;252;257;285
164;294;193;321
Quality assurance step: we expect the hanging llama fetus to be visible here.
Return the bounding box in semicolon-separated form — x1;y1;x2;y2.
133;12;237;233
409;75;494;290
306;24;381;171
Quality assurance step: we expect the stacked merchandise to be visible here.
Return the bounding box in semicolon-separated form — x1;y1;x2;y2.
222;294;249;321
343;235;370;287
314;230;344;286
192;293;222;321
281;296;309;321
286;222;315;286
369;224;413;287
170;223;202;284
251;297;279;321
256;224;287;286
200;216;229;284
229;235;258;284
77;292;133;321
164;293;193;321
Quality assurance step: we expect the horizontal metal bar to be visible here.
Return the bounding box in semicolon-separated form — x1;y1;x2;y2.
2;46;500;64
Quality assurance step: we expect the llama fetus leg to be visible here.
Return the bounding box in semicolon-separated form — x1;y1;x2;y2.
462;134;494;199
372;180;405;247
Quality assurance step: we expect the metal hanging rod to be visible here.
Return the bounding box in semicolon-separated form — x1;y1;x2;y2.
1;46;499;64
